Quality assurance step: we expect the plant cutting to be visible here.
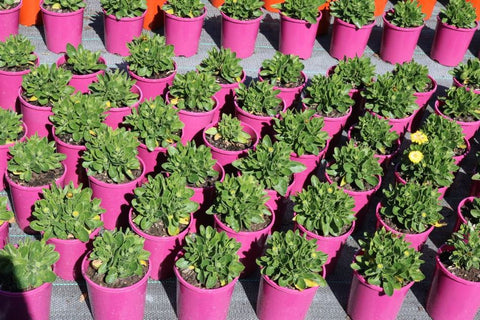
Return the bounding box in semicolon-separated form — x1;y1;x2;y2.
88;69;142;129
162;0;206;57
0;239;59;320
175;225;244;319
56;43;107;93
292;175;355;275
258;51;306;108
380;0;425;64
430;0;478;66
348;228;425;319
256;230;327;320
39;0;85;53
0;0;21;41
0;196;14;248
129;174;198;280
449;57;480;93
456;197;480;231
6;134;66;233
30;182;104;280
124;96;183;177
81;228;151;320
167;70;221;142
272;0;325;59
426;223;480;320
19;63;74;137
0;34;38;111
0;108;25;190
125;33;176;101
100;0;147;56
219;0;263;58
329;0;376;59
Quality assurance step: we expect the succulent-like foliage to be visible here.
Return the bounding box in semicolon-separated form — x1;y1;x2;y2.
88;69;139;109
259;52;305;87
43;0;85;12
205;114;251;145
220;0;263;20
0;197;13;225
0;0;20;10
235;80;282;116
420;114;466;154
446;223;480;271
101;0;147;18
0;35;36;71
331;56;375;89
392;60;431;93
464;198;480;225
351;112;399;155
440;0;477;29
385;0;425;28
162;0;204;18
196;48;243;84
438;86;480;121
273;0;324;24
176;225;244;289
63;43;106;75
449;57;480;91
330;0;375;28
0;109;23;145
30;182;105;242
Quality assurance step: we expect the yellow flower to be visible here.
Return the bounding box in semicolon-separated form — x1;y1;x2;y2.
140;260;148;267
66;192;74;198
408;151;424;164
377;263;383;269
410;131;428;144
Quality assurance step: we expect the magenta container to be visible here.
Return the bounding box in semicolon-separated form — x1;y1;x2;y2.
18;88;53;138
0;123;26;190
307;104;352;138
289;147;327;196
279;12;320;59
434;100;480;141
259;71;307;109
87;158;145;230
430;17;479;67
452;76;480;94
221;11;262;59
177;96;219;143
455;196;474;232
56;55;105;93
453;137;470;165
370;110;415;136
0;221;9;249
103;9;145;56
394;166;448;200
235;100;286;138
137;143;169;178
0;1;21;41
104;84;142;129
0;282;53;320
330;18;375;60
202;121;259;167
380;12;423;64
164;8;206;57
40;1;83;53
212;71;245;123
426;245;480;320
82;254;150;320
53;130;87;188
410;75;437;131
127;63;176;102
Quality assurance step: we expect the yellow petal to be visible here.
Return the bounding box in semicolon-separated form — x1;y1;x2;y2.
52;3;61;10
29;96;38;102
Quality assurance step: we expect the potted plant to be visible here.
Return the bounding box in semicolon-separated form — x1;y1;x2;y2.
292;175;355;275
39;0;84;53
167;70;221;142
123;96;183;177
256;230;327;320
0;34;38;111
0;239;59;320
19;63;74;137
219;0;263;58
207;174;273;275
449;57;480;94
82;126;145;230
456;196;480;231
202;114;258;167
234;80;283;137
50;93;108;187
174;225;244;319
258;51;306;108
329;0;376;59
430;0;478;66
162;0;206;57
272;0;324;59
0;0;21;41
6;134;66;233
426;223;480;320
100;0;147;56
0;108;25;190
348;228;425;319
129;174;198;280
81;228;151;320
30;182;105;280
56;43;107;93
88;69;142;129
0;196;14;248
125;33;176;101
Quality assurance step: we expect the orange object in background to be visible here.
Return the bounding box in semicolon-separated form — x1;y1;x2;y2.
466;0;480;20
416;0;437;20
317;1;331;35
19;0;42;26
374;0;388;17
210;0;224;8
143;0;167;30
263;0;284;13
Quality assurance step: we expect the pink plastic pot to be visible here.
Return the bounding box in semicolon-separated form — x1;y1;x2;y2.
453;137;470;165
0;282;53;320
81;254;150;320
213;204;274;276
279;12;320;59
426;245;480;320
330;18;375;60
306;103;352;138
164;7;206;57
221;11;262;59
434;100;480;141
258;70;307;109
235;99;286;138
129;209;190;280
202;121;259;167
212;70;246;123
53;130;87;188
103;9;145;56
137;143;169;178
56;55;106;93
6;164;66;233
88;158;145;230
265;182;295;229
104;84;142;129
0;221;9;249
369;110;416;136
177;96;220;143
455;196;474;232
380;12;423;64
0;1;21;41
0;123;26;190
289;146;328;196
40;1;83;53
410;75;437;131
430;17;479;67
127;63;177;102
452;76;480;94
394;166;448;200
18;88;53;138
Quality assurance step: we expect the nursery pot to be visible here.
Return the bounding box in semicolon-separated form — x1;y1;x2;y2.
137;142;170;179
18;87;53;138
40;1;83;53
234;100;284;138
164;7;206;57
104;84;142;129
177;96;220;143
0;123;27;190
289;146;328;196
452;76;480;94
369;110;416;136
430;17;479;67
453;137;470;166
53;129;87;188
265;182;295;229
394;164;448;200
258;71;307;109
279;12;321;60
143;0;166;30
0;221;9;249
455;196;475;232
306;104;352;139
426;245;480;320
330;18;375;60
127;63;177;102
409;75;438;131
56;55;106;93
434;100;480;141
0;282;53;320
212;70;246;122
81;254;150;320
0;1;22;41
221;11;263;59
19;0;42;26
103;9;146;56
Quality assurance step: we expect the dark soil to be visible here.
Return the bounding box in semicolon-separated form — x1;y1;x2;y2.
219;213;271;232
21;92;51;108
215;75;233;85
131;212;189;237
310;223;352;237
330;173;375;192
86;263;148;288
57;132;85;146
439;105;477;123
187;174;218;188
178;267;223;289
92;167;142;184
350;128;398;155
0;64;32;72
42;3;79;13
306;104;347;118
461;201;479;224
454;145;467;157
8;167;64;187
382;215;424;234
439;251;480;282
1;1;20;10
58;61;104;76
262;74;304;88
206;134;252;151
